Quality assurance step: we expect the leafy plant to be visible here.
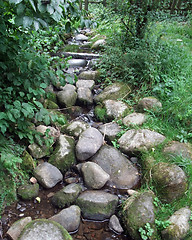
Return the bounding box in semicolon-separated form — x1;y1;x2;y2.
139;223;154;240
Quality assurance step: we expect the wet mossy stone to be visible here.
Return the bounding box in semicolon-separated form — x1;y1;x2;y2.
94;82;131;103
152;162;188;202
49;135;76;173
52;183;82;208
44;99;59;109
18;219;72;240
17;183;39;200
122;191;157;240
21;151;35;172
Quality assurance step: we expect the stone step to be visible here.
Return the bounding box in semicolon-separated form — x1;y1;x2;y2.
63;52;100;60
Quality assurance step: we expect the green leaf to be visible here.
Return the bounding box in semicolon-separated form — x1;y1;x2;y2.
34;20;40;31
17;3;25;15
29;0;36;12
13;100;21;109
0;112;6;120
40;83;47;88
23;16;33;28
9;0;23;4
7;112;16;123
47;5;54;14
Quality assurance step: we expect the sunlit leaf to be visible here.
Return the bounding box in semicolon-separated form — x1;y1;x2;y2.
29;0;36;12
23;16;33;28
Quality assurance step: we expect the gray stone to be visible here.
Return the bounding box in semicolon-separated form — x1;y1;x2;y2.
57;84;77;107
81;162;110;189
152;162;188;202
76;128;103;161
94;82;131;103
104;100;129;119
109;215;124;234
63;52;100;60
36;125;60;142
18;219;72;240
34;162;63;189
49;205;81;232
163;141;192;160
18;183;39;200
48;135;76;173
137;97;162;113
123;113;146;126
122;191;157;240
98;122;121;142
7;217;32;240
75;34;88;41
65;120;90;138
28;143;50;159
77;87;93;105
67;59;87;68
118;129;166;153
91;39;106;50
78;70;100;80
161;207;191;240
52;183;82;208
76;190;118;220
91;145;140;190
76;80;95;89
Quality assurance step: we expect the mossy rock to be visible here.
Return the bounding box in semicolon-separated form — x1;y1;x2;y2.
49;135;76;173
47;92;57;103
18;219;72;240
17;183;39;200
21;151;35;172
44;99;59;109
94;105;107;122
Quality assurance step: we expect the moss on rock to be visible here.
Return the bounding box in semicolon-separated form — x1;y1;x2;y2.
17;183;39;200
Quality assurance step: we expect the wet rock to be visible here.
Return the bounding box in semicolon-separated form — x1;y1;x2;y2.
18;183;39;200
152;162;188;202
21;151;35;171
18;219;72;240
161;207;191;240
123;112;146;126
49;205;81;233
57;84;77;107
104;100;129;120
163;141;192;160
76;79;95;89
81;161;110;189
118;129;166;153
91;39;106;50
77;87;93;105
65;120;90;138
122;191;157;240
76;127;103;161
28;143;50;159
76;190;118;220
7;217;32;240
78;70;100;80
91;145;140;190
137;97;162;113
52;183;82;208
36;125;60;142
75;34;88;41
94;82;131;103
109;215;124;234
98;122;121;142
49;134;76;173
34;162;63;189
67;59;87;68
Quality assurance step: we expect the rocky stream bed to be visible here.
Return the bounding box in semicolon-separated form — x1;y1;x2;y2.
1;29;192;240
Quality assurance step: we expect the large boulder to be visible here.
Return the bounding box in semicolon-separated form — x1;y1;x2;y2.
81;161;110;189
76;128;103;161
91;145;140;190
52;183;82;208
118;129;166;153
65;120;90;138
49;205;81;233
152;162;188;202
76;190;118;221
57;84;77;107
163;141;192;160
18;219;72;240
49;135;76;173
94;82;131;103
77;87;93;105
104;100;129;120
137;97;162;113
161;207;191;240
122;191;157;240
34;162;63;189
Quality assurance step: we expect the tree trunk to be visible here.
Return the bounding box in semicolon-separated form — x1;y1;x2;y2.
79;0;82;10
85;0;88;11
